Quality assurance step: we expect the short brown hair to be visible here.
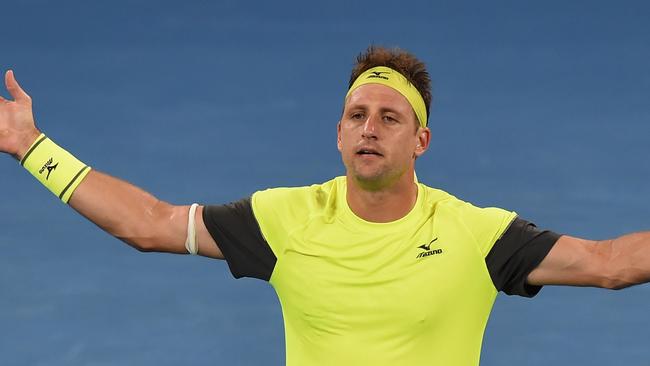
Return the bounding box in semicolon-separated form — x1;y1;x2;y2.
348;46;432;124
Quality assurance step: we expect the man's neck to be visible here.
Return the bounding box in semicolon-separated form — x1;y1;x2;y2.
345;172;418;223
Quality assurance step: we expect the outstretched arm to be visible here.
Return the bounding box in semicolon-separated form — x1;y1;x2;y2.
1;70;223;259
528;232;650;289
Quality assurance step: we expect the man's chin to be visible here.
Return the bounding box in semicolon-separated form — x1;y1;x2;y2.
350;170;397;191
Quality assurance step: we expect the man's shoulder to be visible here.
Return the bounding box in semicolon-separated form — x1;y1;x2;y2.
419;183;515;224
419;183;502;211
419;183;517;255
252;176;342;203
418;183;466;210
251;176;344;222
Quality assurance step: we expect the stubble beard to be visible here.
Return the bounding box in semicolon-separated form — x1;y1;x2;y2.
348;158;406;192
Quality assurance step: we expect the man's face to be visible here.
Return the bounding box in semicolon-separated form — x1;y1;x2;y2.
338;84;430;190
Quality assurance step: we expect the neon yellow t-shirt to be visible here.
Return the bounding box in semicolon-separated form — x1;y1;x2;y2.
250;176;517;366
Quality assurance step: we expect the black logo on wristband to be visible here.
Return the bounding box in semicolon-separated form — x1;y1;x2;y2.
39;158;59;180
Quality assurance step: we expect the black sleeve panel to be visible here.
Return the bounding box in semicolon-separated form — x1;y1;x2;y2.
202;198;277;281
485;218;561;297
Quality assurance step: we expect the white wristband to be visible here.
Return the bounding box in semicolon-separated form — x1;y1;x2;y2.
185;203;199;255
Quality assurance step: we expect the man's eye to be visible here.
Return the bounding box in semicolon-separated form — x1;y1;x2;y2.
351;113;364;120
383;115;397;123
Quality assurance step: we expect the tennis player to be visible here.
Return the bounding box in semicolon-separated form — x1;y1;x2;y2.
2;46;649;365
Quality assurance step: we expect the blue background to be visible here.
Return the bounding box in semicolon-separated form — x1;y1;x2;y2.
2;1;650;364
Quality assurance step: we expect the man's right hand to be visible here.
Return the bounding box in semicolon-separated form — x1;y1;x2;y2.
0;70;42;160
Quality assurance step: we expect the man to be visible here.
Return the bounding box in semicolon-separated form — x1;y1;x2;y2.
1;46;649;365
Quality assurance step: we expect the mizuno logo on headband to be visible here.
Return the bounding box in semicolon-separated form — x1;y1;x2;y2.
346;66;428;127
368;71;389;80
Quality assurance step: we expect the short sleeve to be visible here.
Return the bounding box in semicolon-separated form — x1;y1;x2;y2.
250;186;314;259
202;198;276;281
456;202;518;257
485;218;561;297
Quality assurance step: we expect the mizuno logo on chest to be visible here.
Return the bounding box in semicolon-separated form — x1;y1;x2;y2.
416;238;443;259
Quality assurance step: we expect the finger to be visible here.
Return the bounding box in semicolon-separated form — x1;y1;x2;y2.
5;70;31;103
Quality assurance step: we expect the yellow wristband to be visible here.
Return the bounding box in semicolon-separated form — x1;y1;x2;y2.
20;134;92;203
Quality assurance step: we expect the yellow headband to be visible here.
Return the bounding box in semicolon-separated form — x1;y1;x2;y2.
346;66;428;127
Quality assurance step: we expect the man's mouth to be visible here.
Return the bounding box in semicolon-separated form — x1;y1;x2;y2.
356;148;383;156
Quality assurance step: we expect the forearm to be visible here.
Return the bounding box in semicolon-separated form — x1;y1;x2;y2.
528;231;650;290
68;170;188;253
15;133;222;257
12;130;187;252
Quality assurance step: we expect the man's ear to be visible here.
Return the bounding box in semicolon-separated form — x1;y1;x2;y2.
337;121;342;152
414;127;431;157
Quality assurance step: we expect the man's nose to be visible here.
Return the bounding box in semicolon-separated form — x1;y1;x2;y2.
362;114;379;139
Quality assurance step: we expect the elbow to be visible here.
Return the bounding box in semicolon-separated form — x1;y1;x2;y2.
591;239;634;290
132;239;159;253
600;277;631;290
116;200;177;253
118;234;160;253
599;266;637;290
